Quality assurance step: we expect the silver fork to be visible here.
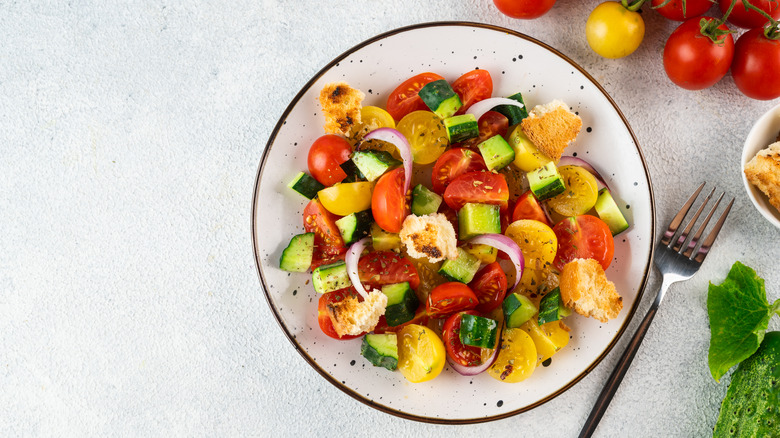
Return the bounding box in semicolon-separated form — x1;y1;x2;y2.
578;182;734;438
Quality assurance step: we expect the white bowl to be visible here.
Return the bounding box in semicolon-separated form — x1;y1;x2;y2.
741;102;780;229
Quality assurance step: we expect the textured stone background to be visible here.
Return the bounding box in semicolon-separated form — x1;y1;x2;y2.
2;1;778;436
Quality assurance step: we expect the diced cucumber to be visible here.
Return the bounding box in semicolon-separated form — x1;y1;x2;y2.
288;172;325;199
528;162;566;201
370;222;401;251
312;261;351;294
458;203;500;240
336;209;373;246
502;292;538;328
477;134;515;170
419;80;463;119
339;159;365;183
381;282;420;327
594;188;630;236
459;313;498;349
438;247;481;284
361;333;399;371
351;150;401;182
443;114;478;143
279;232;315;272
411;184;443;216
493;91;529;126
537;288;571;325
508;126;552;172
461;243;497;264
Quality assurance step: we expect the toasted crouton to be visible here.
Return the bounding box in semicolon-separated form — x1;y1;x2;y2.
326;290;387;337
520;100;582;163
744;141;780;212
559;258;622;323
399;213;458;263
319;82;365;135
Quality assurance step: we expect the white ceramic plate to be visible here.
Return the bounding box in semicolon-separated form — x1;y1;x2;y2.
741;102;780;229
252;22;655;423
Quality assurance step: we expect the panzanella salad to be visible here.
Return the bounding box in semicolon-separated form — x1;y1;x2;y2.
280;70;630;383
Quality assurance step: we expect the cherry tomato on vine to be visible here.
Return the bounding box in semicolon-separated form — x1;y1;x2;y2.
663;17;734;90
651;0;713;21
492;0;556;19
731;28;780;100
719;0;780;29
586;1;645;59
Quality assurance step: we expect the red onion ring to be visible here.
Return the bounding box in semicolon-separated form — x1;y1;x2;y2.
363;128;413;194
447;345;498;376
345;237;371;300
466;97;525;124
467;233;524;292
558;155;610;191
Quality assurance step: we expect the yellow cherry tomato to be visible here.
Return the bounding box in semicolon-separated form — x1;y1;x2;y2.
349;106;396;141
547;165;599;217
504;219;557;271
508;125;552;172
317;181;374;216
586;2;645;59
397;324;446;383
487;328;537;383
521;317;570;363
397;110;449;165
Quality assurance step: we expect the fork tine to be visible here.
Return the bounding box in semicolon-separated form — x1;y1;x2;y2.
682;192;724;257
672;187;715;252
692;197;734;263
661;182;706;246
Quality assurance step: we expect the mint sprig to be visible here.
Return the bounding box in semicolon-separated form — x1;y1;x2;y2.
707;261;780;381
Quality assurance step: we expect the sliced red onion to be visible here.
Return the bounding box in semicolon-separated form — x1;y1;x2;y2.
345;237;371;300
447;345;498;376
558;155;610;191
466;97;525;123
467;233;524;291
363;128;413;194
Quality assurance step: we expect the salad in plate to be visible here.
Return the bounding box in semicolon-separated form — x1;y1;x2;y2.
279;69;630;384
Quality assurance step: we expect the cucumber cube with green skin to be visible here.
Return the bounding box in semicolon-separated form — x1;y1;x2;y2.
279;232;315;272
287;172;325;199
381;282;419;327
370;222;401;251
537;288;572;325
351;151;400;182
443;114;478;143
419;80;463;119
411;184;443;216
458;203;500;240
312;261;351;294
335;209;373;245
361;333;399;371
594;188;630;236
528;162;566;200
459;313;498;349
477;134;516;170
438;247;481;284
339;159;366;183
503;292;538;328
493;91;528;126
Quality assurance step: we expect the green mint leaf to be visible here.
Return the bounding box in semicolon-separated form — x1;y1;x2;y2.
707;261;774;382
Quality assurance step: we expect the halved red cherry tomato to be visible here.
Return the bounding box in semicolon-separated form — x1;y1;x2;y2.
442;310;484;366
371;167;408;233
307;134;352;186
452;69;493;115
373;306;429;334
511;190;552;226
386;72;445;121
303;199;346;269
443;171;510;212
317;288;363;340
427;282;479;319
468;262;508;313
431;148;488;194
358;251;420;290
553;215;615;271
456;111;510;150
651;0;713;21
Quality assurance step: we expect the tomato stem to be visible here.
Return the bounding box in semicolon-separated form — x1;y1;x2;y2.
699;0;737;46
621;0;647;12
739;0;780;40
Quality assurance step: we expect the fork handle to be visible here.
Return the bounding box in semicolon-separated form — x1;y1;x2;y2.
578;301;660;438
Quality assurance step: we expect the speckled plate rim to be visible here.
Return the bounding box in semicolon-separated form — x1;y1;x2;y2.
251;21;656;424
